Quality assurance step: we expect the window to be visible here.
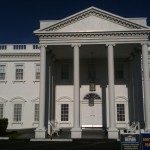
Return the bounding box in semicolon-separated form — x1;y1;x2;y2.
35;64;40;80
33;45;39;49
13;104;22;122
34;104;39;122
115;64;124;80
0;65;6;80
61;104;69;121
88;63;96;80
0;104;4;118
61;64;69;80
16;65;23;80
13;45;26;50
117;104;125;121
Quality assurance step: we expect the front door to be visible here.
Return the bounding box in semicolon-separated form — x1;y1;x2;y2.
81;100;102;127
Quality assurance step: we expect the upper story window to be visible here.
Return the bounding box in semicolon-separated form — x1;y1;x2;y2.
61;64;69;80
0;104;4;118
16;65;24;80
115;64;124;80
35;64;40;80
88;63;96;80
0;65;6;80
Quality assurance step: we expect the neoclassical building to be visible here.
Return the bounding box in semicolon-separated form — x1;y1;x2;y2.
0;7;150;139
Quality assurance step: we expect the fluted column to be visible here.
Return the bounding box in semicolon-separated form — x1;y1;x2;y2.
107;43;118;139
35;45;47;138
71;44;82;139
142;43;150;132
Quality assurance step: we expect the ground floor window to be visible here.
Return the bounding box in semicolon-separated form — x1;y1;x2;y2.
61;104;69;121
34;104;39;122
116;104;125;121
13;104;22;122
0;104;4;118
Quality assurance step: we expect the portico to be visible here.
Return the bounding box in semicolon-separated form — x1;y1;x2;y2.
34;7;150;139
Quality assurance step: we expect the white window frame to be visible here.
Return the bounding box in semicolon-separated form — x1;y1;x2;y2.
0;64;7;83
10;97;26;125
34;63;40;82
115;98;129;124
31;97;39;125
13;63;25;82
0;104;4;118
61;104;69;122
0;97;7;118
13;104;22;122
34;103;39;122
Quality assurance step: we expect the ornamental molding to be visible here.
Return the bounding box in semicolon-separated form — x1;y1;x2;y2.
37;30;150;39
0;53;40;58
37;7;149;32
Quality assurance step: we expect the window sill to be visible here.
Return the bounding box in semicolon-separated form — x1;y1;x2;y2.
33;80;40;83
11;122;23;125
0;80;7;83
13;80;25;83
32;122;39;125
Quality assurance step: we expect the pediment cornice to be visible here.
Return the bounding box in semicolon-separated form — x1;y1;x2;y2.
38;7;149;32
37;30;150;39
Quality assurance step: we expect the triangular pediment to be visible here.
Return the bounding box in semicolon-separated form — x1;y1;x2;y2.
35;7;149;33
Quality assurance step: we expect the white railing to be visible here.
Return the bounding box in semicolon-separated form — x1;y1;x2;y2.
0;44;40;53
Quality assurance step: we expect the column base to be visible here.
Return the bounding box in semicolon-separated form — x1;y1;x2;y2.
71;128;82;139
35;128;47;139
108;128;119;139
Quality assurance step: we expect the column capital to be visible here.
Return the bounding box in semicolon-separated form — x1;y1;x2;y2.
40;45;47;49
106;43;116;47
71;44;81;48
141;42;149;46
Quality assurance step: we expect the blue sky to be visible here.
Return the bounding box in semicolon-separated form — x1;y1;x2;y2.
0;0;150;44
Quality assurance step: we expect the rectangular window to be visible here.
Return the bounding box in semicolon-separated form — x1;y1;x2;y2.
117;104;125;121
13;104;22;122
0;65;6;80
115;64;124;80
35;64;40;80
61;64;69;80
0;104;4;118
16;65;23;80
61;104;69;121
34;104;39;122
88;63;96;80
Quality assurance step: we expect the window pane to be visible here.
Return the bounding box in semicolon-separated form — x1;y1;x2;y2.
61;104;69;121
115;64;124;80
16;65;23;80
61;64;69;80
0;104;4;118
34;104;39;121
0;65;5;80
117;104;125;121
13;104;22;122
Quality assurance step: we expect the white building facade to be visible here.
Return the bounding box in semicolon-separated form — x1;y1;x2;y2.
0;7;150;139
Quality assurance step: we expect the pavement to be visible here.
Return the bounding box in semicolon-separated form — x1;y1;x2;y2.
0;128;121;150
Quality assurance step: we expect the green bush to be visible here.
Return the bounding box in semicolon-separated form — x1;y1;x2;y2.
0;118;8;135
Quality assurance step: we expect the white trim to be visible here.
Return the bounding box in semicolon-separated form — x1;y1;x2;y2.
82;125;103;127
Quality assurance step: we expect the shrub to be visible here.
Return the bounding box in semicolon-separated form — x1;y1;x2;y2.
0;118;8;135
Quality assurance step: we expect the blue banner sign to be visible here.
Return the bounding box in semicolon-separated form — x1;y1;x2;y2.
141;133;150;150
120;134;140;150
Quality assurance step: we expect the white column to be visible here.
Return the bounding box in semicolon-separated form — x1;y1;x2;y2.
71;44;82;139
142;43;150;132
107;43;118;139
35;45;47;138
